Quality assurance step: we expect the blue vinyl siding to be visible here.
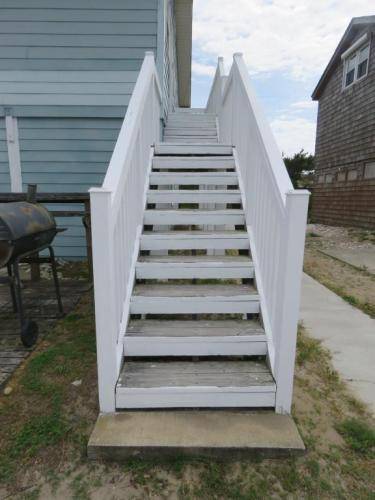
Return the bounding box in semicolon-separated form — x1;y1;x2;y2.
0;1;157;72
0;118;10;192
0;0;164;259
19;117;122;259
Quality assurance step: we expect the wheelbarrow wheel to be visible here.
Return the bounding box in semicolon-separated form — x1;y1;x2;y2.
21;320;39;347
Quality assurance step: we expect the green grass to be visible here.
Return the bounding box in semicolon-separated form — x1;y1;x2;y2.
307;231;320;238
13;412;68;458
70;473;91;500
1;286;374;499
304;270;375;318
296;324;322;366
0;301;96;485
337;419;375;457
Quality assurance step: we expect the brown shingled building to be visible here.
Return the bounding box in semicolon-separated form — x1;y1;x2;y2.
311;16;375;229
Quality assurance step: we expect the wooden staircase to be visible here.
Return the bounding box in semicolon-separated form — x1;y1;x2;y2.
116;109;276;410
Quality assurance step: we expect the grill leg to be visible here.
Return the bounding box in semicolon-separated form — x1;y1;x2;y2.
12;260;25;328
48;246;63;315
7;264;18;313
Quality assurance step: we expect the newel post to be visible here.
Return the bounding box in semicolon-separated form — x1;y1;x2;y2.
89;188;118;413
275;189;310;414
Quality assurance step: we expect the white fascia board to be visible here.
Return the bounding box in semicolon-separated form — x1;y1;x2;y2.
341;33;368;60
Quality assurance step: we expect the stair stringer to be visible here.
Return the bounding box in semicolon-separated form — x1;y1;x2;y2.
232;147;276;375
117;146;155;359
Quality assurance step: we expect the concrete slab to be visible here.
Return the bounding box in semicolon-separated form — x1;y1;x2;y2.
320;247;375;274
87;411;305;461
300;273;375;415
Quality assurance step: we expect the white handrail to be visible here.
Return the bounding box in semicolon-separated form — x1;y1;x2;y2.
206;57;227;115
89;52;162;413
208;53;310;413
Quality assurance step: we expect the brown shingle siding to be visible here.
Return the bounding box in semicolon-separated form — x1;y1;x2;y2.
310;180;375;229
312;26;375;228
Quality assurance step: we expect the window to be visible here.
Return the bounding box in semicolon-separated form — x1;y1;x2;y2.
357;44;370;79
345;53;356;87
343;42;370;89
364;162;375;179
318;175;324;183
347;170;358;181
325;174;333;183
337;171;346;182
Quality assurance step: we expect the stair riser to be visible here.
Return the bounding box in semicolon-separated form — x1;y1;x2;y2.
135;265;254;280
140;237;250;251
155;144;232;155
166;120;216;125
164;129;217;135
163;138;219;144
146;192;242;204
164;132;217;137
123;337;267;357
116;390;276;409
152;157;235;169
130;298;260;314
150;174;238;185
144;212;245;225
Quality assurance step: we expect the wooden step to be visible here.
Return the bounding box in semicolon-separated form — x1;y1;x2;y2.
164;129;217;136
116;360;276;409
144;209;245;226
147;190;241;204
162;137;219;144
149;172;238;186
130;283;259;314
165;122;217;129
154;144;232;156
123;319;266;356
152;156;235;170
136;255;254;279
166;116;216;123
140;231;249;251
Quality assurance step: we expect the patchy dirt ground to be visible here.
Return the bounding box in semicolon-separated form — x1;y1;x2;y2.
0;288;374;499
307;224;375;250
305;224;375;318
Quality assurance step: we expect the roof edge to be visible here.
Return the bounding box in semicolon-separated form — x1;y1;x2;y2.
312;16;375;101
175;0;193;107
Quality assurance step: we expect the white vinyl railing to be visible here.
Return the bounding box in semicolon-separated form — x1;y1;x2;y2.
208;53;310;413
206;57;227;115
90;52;162;412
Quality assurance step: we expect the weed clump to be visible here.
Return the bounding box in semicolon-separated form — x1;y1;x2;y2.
337;418;375;456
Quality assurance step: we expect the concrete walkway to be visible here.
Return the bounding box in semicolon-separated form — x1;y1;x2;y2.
300;273;375;415
321;247;375;274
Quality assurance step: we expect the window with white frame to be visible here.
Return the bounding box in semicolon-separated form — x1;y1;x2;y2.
343;41;370;89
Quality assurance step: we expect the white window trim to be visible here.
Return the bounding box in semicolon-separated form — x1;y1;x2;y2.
341;33;368;60
5;114;23;192
342;35;370;90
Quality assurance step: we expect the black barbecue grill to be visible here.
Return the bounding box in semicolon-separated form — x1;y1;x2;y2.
0;198;64;347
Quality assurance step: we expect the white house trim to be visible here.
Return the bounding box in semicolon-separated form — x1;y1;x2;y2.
341;33;368;60
5;115;22;193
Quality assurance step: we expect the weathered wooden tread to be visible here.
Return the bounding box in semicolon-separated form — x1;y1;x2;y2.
152;156;235;170
132;283;257;297
143;209;245;226
137;255;251;263
135;254;253;279
150;172;237;178
149;173;238;186
154;144;233;156
142;230;247;237
146;190;242;203
140;231;249;250
126;319;264;337
117;361;275;389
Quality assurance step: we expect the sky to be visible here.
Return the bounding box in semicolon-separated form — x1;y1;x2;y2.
190;0;373;156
